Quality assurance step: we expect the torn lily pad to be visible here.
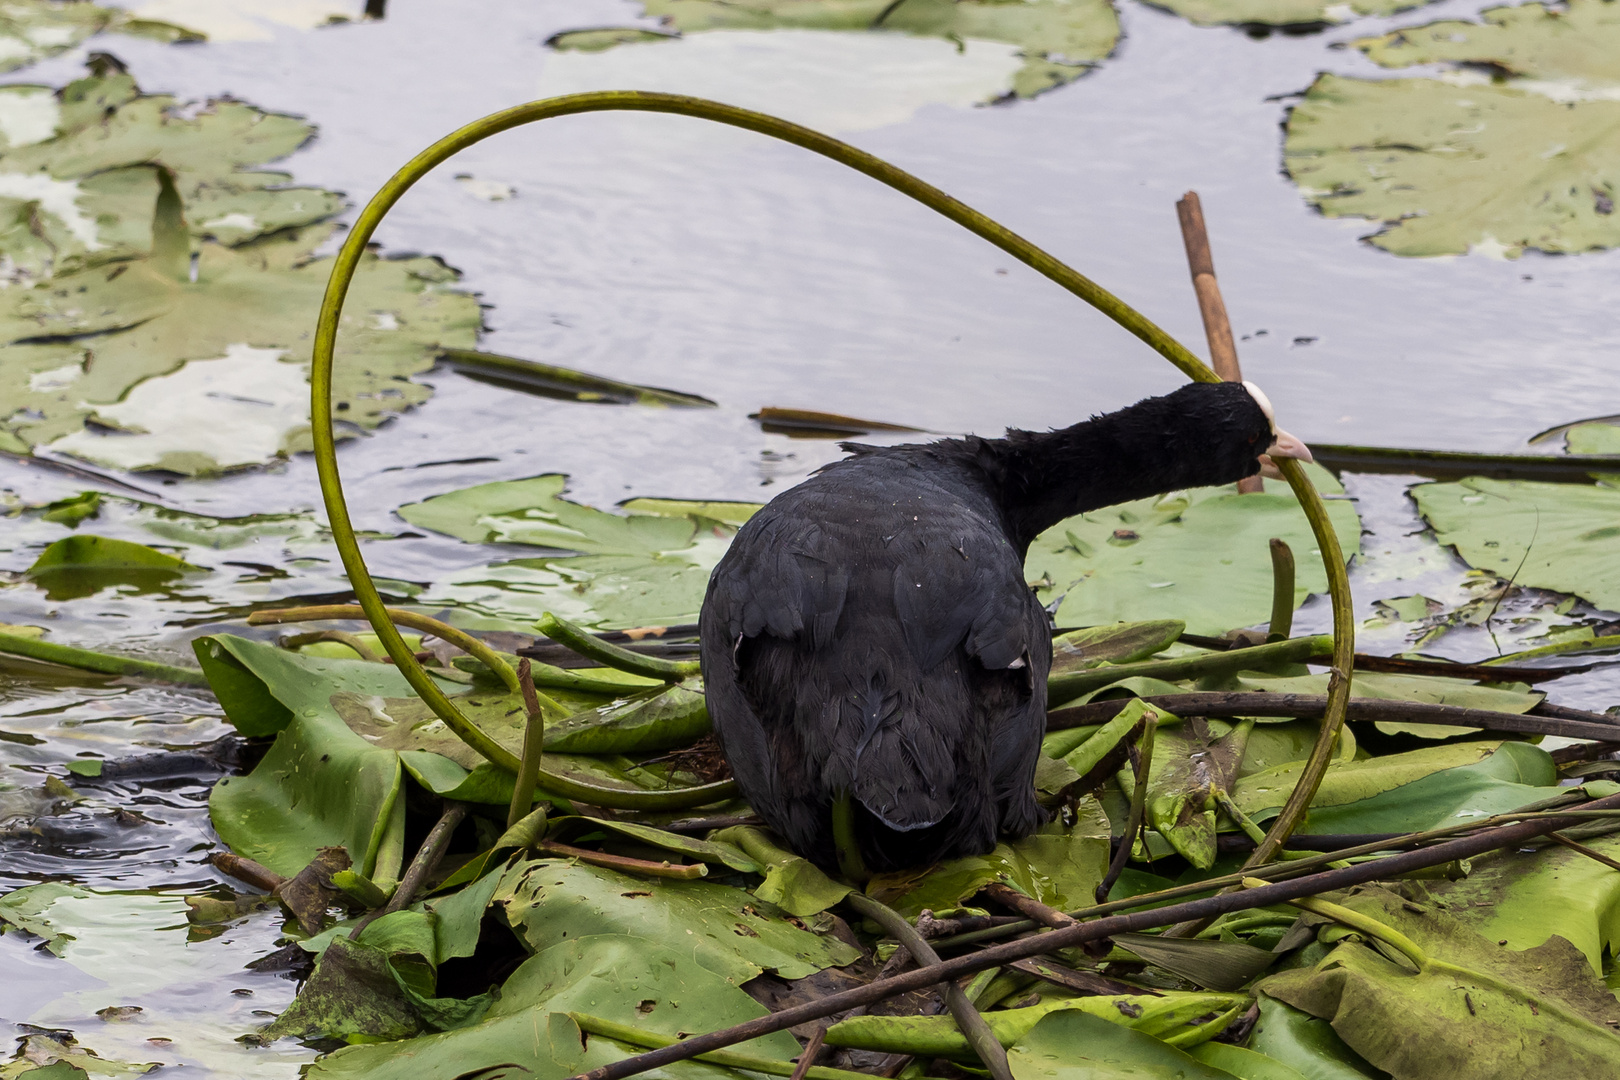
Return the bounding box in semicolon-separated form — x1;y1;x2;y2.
1284;73;1620;257
1411;476;1620;613
1142;0;1437;30
555;0;1122;100
0;1;194;78
1354;0;1620;87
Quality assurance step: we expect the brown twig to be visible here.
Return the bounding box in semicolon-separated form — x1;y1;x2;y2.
1176;190;1260;494
1007;957;1152;998
787;1026;827;1080
538;840;707;879
981;884;1076;929
208;852;287;894
1046;692;1620;742
1096;710;1157;904
1545;832;1620;874
565;789;1620;1080
844;892;1014;1080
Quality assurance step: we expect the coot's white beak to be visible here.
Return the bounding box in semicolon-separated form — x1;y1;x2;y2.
1258;428;1313;480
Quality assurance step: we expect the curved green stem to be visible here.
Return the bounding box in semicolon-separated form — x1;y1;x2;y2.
308;92;1353;839
1047;634;1331;707
1267;538;1295;642
1243;460;1354;866
538;612;700;681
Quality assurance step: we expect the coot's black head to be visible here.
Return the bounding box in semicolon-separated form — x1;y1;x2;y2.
1152;380;1312;483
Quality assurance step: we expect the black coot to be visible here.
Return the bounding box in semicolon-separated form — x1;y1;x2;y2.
699;381;1312;872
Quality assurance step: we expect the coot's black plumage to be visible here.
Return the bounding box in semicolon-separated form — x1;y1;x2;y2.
699;381;1312;872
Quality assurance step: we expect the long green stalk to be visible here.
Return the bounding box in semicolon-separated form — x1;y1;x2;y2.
307;91;1353;834
1047;634;1331;706
0;630;209;686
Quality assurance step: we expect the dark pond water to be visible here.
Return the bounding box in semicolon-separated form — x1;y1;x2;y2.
2;0;1617;1073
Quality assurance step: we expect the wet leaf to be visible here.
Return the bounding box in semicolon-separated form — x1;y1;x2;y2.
1258;887;1620;1079
495;858;861;982
1284;74;1620;258
826;988;1247;1057
24;534;200;600
1410;476;1620;612
1005;1009;1239;1079
1188;1041;1312;1080
573;0;1122;101
1566;421;1620;455
543;684;710;754
276;846;353;937
1247;995;1387;1080
709;825;850;916
0;2;194;78
261;936;422;1043
563;818;758;874
441;347;716;407
1354;0;1620;85
1051;620;1185;674
302;934;800;1078
1232;740;1510;822
1027;465;1361;636
866;797;1111;917
1143;0;1438;28
1114;932;1276;991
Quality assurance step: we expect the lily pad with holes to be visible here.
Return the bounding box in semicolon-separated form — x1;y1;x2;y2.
1026;463;1360;637
555;0;1122;100
1354;0;1620;86
1283;73;1620;257
1410;476;1620;612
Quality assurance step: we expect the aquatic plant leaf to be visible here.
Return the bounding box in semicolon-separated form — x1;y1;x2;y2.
1353;0;1620;85
1188;1042;1311;1080
0;2;194;79
1005;1009;1240;1079
1565;421;1620;454
441;348;716;407
543;684;710;754
1051;620;1185;674
709;825;849;916
302;934;800;1079
570;819;759;874
575;0;1121;101
1142;0;1437;29
1247;995;1387;1080
1210;669;1543;714
1028;464;1360;637
495;858;861;982
827;989;1247;1058
866;797;1111;917
1410;476;1620;611
402;474;745;629
24;533;199;599
262;936;422;1043
1114;932;1277;991
1428;832;1620;971
1284;74;1620;258
1231;739;1505;821
1259;887;1620;1079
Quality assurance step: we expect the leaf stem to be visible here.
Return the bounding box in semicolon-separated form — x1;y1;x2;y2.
538;612;700;681
1047;635;1332;707
1267;538;1295;641
1096;708;1158;904
0;629;209;686
508;658;546;828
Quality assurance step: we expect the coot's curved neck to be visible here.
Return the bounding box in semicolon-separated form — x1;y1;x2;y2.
982;385;1265;552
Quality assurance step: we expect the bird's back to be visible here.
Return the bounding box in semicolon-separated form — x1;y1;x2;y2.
699;446;1050;870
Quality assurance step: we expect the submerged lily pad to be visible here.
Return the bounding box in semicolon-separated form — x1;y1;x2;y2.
0;68;479;471
1411;476;1620;613
558;0;1121;100
1354;0;1620;86
1284;73;1620;258
1027;464;1360;637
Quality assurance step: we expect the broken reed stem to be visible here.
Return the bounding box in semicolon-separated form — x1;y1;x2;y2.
208;851;286;893
1176;191;1260;495
566;789;1620;1080
1267;538;1295;641
570;1013;877;1080
508;658;547;829
788;1026;828;1080
1544;832;1620;874
844;892;1015;1080
277;629;383;662
1096;710;1158;904
538;612;700;681
538;839;707;879
351;800;467;940
0;629;209;686
1046;691;1620;743
982;884;1076;929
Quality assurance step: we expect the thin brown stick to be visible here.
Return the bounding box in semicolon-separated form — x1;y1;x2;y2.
538;840;707;879
566;789;1620;1080
788;1026;827;1080
1096;712;1157;903
1046;692;1620;742
351;801;467;939
1007;957;1152;998
1545;832;1620;874
982;884;1076;929
845;892;1014;1080
1176;190;1259;494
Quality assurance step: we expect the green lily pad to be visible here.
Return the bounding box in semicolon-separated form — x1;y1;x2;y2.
24;533;200;599
495;858;860;982
1410;477;1620;612
1142;0;1438;30
0;2;194;78
1027;464;1360;637
1284;73;1620;258
1230;740;1504;821
302;934;802;1079
1247;995;1387;1080
565;0;1121;101
1354;0;1620;86
1566;422;1620;455
709;825;851;916
0;66;478;472
1258;887;1620;1078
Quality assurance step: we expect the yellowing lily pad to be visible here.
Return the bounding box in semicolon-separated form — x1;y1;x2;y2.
0;1;195;77
1284;73;1620;257
1354;0;1620;86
